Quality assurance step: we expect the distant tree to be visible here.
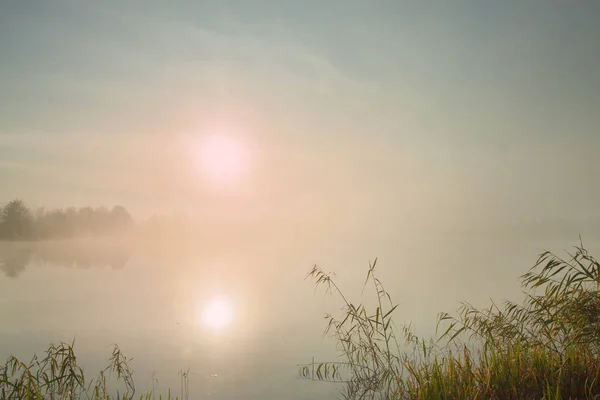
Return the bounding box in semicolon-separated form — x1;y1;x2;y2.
93;207;110;234
77;207;95;234
45;209;69;238
0;200;135;240
32;207;50;238
0;199;33;240
109;205;134;232
65;207;78;236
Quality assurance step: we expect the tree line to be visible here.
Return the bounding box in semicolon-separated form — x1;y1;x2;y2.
0;199;134;240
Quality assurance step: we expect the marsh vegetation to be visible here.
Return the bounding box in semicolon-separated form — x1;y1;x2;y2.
0;341;189;400
300;241;600;399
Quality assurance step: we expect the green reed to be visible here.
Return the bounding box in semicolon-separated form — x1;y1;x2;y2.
300;240;600;399
0;340;189;400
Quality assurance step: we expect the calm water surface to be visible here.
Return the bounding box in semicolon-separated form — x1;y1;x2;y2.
0;238;347;399
0;231;597;399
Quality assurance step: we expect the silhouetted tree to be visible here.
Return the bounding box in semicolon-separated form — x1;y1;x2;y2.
0;199;33;240
77;207;95;234
108;205;134;232
0;200;135;240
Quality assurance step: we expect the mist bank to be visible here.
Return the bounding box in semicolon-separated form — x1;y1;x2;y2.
0;198;327;243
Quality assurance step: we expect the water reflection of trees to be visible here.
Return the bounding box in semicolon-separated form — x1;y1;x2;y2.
0;246;32;278
0;241;132;278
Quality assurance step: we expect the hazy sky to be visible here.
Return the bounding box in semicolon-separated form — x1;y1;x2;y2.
1;1;599;234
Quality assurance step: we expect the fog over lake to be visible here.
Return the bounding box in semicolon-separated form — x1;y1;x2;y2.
2;222;600;398
1;1;600;399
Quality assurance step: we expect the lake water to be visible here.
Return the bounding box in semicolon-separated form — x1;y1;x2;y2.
0;236;346;399
0;228;598;399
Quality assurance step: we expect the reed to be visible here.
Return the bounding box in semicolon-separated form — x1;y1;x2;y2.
300;240;600;399
0;340;188;400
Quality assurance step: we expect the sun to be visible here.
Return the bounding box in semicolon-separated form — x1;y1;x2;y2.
201;298;234;329
194;135;249;185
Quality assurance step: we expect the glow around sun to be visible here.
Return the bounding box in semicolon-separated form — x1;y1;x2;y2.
201;298;234;329
194;134;250;186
